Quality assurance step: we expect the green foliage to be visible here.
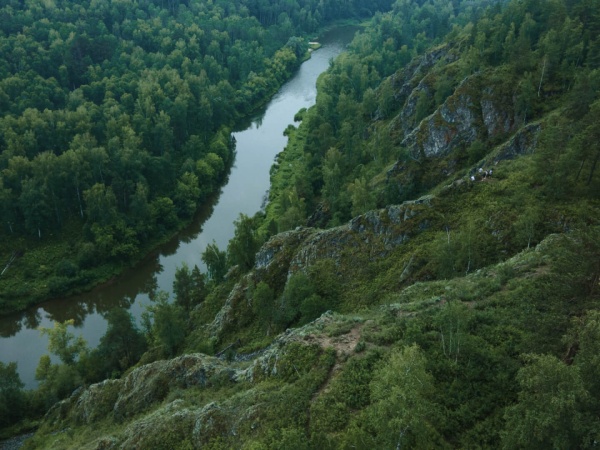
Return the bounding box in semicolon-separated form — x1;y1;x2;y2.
264;428;310;450
227;214;263;272
252;281;276;335
275;263;339;328
349;344;446;448
348;177;376;217
502;354;590;449
143;291;187;358
547;228;600;302
0;362;26;429
276;343;335;383
202;242;229;284
9;0;600;448
0;0;397;311
174;263;207;311
38;320;87;366
429;213;501;279
513;206;542;249
467;139;487;165
276;272;312;327
311;350;381;435
33;356;83;411
93;308;147;380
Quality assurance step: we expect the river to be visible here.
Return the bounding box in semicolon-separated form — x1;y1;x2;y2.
0;25;359;388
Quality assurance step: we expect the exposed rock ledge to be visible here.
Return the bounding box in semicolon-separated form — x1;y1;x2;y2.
206;196;434;340
39;311;360;449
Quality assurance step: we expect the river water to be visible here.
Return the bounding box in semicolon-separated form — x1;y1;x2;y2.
0;26;359;388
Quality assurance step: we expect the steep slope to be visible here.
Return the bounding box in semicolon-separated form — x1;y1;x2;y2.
23;230;600;448
19;0;600;448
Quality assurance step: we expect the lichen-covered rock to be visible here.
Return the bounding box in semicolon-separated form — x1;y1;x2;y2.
92;436;119;450
388;44;456;131
207;198;434;342
287;225;355;272
398;75;435;134
348;197;433;249
402;76;479;159
481;87;514;136
73;379;122;425
245;311;344;381
206;228;321;340
44;354;237;431
192;401;230;446
391;44;455;107
254;227;315;273
112;354;228;421
41;315;351;448
393;66;529;164
493;122;541;162
117;400;195;450
205;276;251;338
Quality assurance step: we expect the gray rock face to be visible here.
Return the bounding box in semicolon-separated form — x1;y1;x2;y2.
45;354;236;429
389;45;456;133
254;228;314;272
401;75;480;159
399;76;434;134
390;56;536;165
207;227;315;338
493;122;541;162
348;198;433;248
117;400;195;450
391;44;455;106
481;87;513;136
74;379;121;425
206;197;434;341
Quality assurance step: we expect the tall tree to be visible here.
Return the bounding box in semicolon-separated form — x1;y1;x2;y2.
96;308;147;377
227;213;262;272
202;241;228;283
502;354;589;449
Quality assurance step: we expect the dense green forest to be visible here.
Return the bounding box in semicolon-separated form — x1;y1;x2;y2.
2;0;600;447
0;0;392;313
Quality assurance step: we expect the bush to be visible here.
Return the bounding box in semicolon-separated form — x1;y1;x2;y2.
55;259;78;277
0;362;27;428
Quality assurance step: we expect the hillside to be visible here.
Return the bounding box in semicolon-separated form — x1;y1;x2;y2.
4;0;600;448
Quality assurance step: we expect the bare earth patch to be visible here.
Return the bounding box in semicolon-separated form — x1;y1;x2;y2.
303;323;363;356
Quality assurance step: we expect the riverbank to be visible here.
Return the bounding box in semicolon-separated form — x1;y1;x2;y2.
0;49;302;317
0;432;34;450
0;25;362;396
0;23;365;319
0;173;228;317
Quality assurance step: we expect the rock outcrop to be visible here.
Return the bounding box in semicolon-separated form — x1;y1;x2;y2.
38;312;360;449
493;122;541;162
206;196;434;341
44;354;239;429
399;72;522;160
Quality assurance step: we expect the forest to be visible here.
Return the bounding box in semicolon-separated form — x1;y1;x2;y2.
0;0;392;313
2;0;600;448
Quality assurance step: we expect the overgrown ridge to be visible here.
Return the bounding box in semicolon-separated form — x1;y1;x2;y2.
22;231;588;449
9;0;600;448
